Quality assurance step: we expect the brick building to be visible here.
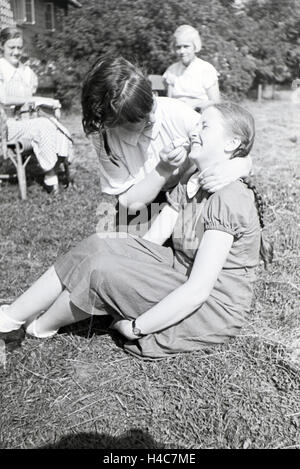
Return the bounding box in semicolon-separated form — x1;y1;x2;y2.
0;0;81;55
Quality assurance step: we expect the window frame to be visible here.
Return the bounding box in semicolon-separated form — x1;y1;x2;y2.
11;0;35;25
24;0;35;25
45;2;55;32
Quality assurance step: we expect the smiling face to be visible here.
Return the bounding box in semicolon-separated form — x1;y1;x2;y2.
174;34;196;67
3;37;23;67
189;106;238;171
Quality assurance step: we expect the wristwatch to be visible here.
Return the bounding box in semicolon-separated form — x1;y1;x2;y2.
132;319;143;338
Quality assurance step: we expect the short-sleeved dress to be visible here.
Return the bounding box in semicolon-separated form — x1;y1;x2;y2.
54;179;261;359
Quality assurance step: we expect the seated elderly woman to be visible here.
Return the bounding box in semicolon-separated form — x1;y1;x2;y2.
163;25;220;112
0;27;73;192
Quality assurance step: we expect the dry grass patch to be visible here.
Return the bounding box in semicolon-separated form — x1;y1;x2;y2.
0;98;299;449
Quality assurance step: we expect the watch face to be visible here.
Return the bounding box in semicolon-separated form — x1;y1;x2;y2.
133;326;142;337
132;320;142;337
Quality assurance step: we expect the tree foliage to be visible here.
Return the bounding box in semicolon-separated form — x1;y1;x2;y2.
34;0;300;108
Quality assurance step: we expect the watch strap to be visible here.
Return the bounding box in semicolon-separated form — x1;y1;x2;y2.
132;319;143;338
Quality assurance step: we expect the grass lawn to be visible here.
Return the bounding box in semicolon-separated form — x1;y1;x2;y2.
0;97;299;449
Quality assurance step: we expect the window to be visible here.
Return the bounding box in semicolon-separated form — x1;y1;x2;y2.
45;3;55;31
25;0;35;24
11;0;35;25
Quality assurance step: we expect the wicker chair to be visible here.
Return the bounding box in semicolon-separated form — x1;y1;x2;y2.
0;102;71;200
0;105;34;199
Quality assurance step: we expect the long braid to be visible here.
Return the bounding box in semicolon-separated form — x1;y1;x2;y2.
243;177;273;267
211;102;274;269
243;177;265;228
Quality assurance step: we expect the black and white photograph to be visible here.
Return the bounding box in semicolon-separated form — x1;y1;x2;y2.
0;0;299;452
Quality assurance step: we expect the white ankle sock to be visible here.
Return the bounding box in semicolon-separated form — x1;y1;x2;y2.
0;305;25;332
25;314;58;338
44;174;58;186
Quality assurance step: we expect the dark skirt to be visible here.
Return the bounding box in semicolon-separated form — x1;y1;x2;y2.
54;233;252;359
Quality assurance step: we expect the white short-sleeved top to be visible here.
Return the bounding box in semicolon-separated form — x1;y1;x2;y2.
91;97;201;195
163;57;218;108
0;57;38;100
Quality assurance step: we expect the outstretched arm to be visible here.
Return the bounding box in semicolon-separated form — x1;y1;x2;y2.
113;229;233;339
199;156;252;193
118;161;175;214
119;140;190;214
143;203;179;246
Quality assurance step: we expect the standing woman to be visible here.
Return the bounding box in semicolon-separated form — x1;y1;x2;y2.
163;25;220;112
0;27;73;192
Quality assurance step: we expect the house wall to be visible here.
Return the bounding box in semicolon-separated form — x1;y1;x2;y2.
0;0;15;28
10;0;67;57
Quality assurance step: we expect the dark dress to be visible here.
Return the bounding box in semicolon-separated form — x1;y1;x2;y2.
54;180;261;359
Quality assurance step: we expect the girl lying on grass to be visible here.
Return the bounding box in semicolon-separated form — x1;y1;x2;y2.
0;102;273;359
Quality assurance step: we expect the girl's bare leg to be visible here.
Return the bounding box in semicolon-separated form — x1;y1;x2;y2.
5;266;63;323
29;289;90;337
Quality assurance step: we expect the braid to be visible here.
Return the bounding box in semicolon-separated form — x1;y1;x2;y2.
243;177;265;229
209;102;273;268
243;177;273;268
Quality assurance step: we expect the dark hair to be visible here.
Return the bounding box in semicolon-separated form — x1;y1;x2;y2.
0;27;22;47
81;56;154;134
209;102;273;268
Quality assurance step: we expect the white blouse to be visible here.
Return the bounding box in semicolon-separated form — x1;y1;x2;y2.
0;57;38;101
91;97;201;195
163;57;218;108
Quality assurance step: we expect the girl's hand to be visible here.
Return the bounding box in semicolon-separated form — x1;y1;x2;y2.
110;319;139;340
199;157;252;193
198;163;232;193
159;138;190;172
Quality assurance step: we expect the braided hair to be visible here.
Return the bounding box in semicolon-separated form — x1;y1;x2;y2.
211;102;273;268
242;177;274;267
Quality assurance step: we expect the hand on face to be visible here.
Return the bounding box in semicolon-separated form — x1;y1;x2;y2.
188;107;233;171
187;107;245;193
159;138;190;172
198;163;236;193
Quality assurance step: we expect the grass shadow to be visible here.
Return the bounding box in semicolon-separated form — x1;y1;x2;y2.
38;428;164;449
59;315;125;349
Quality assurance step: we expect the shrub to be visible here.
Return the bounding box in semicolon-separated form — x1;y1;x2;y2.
34;0;300;109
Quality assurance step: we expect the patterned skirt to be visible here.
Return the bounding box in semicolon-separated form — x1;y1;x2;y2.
7;116;73;172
